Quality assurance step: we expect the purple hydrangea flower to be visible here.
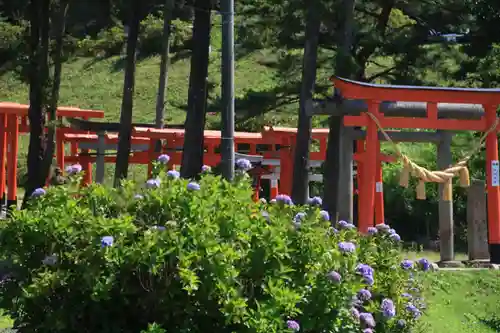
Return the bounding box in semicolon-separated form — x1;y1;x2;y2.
166;170;180;179
356;264;374;285
286;320;300;331
362;329;373;333
236;158;252;171
151;225;166;231
328;227;339;235
381;298;396;318
319;210;330;221
375;223;390;232
390;233;401;242
359;312;376;328
367;227;378;235
402;293;413;299
146;178;161;189
357;289;372;301
406;303;421;319
65;164;82;175
326;271;341;283
401;259;414;270
157;154;170;164
294;212;306;222
307;196;323;206
276;194;293;205
418;258;431;271
388;228;396;234
338;241;356;254
338;220;356;229
350;307;360;320
187;182;200;191
31;188;46;198
201;165;211;173
101;236;114;248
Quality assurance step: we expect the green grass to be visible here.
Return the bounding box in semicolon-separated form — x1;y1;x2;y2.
421;270;500;333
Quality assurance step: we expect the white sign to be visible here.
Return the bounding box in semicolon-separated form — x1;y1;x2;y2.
492;160;500;187
375;181;383;193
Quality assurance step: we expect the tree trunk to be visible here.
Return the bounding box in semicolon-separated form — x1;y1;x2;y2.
40;0;70;194
180;0;211;178
23;0;50;205
154;0;174;151
113;0;141;187
291;0;321;205
323;0;356;220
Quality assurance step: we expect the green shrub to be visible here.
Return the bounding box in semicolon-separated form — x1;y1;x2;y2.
139;15;192;56
0;19;27;65
0;158;429;332
77;24;126;57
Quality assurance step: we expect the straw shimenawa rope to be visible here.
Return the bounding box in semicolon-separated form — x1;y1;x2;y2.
365;112;499;201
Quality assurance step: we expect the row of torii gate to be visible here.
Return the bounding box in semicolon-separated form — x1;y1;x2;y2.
0;77;500;263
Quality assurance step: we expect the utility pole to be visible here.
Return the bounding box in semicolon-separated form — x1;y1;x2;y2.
220;0;235;180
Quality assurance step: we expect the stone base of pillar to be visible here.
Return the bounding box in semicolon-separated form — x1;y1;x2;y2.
437;260;464;268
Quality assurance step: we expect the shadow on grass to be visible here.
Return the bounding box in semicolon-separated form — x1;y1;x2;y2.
479;316;500;331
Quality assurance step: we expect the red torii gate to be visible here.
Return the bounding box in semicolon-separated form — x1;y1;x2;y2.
332;76;500;263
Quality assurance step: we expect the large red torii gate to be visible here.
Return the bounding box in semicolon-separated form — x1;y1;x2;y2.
332;76;500;264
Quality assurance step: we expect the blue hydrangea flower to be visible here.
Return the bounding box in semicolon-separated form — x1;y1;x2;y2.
363;329;373;333
406;303;421;319
359;312;376;328
65;164;82;175
401;259;414;270
157;154;170;164
338;241;356;254
350;307;360;320
327;227;338;235
187;182;200;191
146;178;161;189
31;188;46;198
319;210;330;221
357;289;372;301
236;158;252;171
101;236;114;248
388;228;396;234
326;271;341;283
381;298;396;318
167;170;180;179
307;196;323;206
390;233;401;242
286;320;300;331
367;227;378;235
418;258;431;271
276;194;293;205
151;225;166;231
201;165;211;173
338;220;356;229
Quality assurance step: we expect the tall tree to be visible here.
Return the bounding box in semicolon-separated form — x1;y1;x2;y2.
154;0;175;135
24;0;68;204
180;0;212;178
291;0;322;204
322;0;356;220
114;0;142;187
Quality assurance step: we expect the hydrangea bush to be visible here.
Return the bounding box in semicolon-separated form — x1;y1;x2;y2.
0;158;430;332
